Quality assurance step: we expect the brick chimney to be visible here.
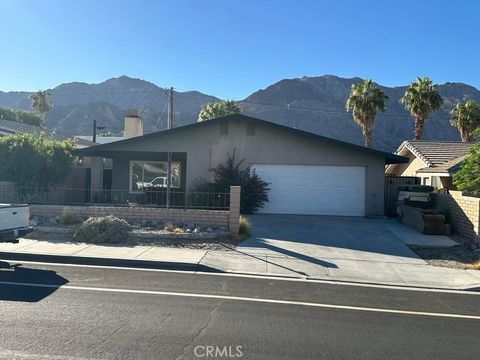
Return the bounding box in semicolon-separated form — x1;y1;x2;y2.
124;109;143;138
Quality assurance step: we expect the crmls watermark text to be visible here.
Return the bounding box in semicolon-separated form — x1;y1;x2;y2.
194;345;243;358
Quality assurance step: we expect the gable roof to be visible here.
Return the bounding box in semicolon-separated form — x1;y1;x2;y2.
73;135;125;148
394;140;473;174
73;114;407;164
0;119;42;136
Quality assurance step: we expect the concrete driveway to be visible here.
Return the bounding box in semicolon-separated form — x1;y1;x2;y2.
200;214;480;288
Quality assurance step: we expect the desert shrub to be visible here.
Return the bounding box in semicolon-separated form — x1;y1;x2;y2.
60;212;81;225
164;223;175;232
72;216;131;244
238;216;251;237
209;150;269;214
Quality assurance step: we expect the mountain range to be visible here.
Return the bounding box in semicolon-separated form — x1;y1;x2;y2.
1;75;479;151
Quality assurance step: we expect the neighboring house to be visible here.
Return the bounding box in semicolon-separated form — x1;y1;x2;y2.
73;135;125;148
73;114;407;217
385;141;473;189
0;119;41;136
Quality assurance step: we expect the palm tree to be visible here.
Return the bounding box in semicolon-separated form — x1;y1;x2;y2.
401;77;443;140
450;100;480;142
29;90;53;130
346;79;389;148
198;100;241;122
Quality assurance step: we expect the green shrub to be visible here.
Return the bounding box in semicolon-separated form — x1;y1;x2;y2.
186;178;229;209
209;150;269;214
60;212;81;225
0;133;75;186
238;216;251;238
72;216;131;244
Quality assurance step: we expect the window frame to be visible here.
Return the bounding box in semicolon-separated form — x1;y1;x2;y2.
129;160;181;193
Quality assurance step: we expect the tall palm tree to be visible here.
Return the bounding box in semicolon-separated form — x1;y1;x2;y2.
29;90;53;130
346;79;389;148
450;100;480;142
401;77;443;140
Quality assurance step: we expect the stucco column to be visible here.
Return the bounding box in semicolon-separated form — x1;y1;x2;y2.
229;186;241;234
90;157;104;202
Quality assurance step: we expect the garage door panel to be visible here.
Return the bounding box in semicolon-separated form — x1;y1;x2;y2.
253;165;365;216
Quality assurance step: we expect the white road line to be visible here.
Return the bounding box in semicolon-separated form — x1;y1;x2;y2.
2;258;480;295
1;280;480;320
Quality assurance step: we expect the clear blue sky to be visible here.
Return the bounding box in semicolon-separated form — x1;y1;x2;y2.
0;0;479;99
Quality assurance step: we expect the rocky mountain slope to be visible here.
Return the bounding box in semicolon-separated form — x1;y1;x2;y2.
1;75;479;151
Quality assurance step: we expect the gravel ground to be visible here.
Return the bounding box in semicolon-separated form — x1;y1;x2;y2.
24;229;244;250
408;245;480;270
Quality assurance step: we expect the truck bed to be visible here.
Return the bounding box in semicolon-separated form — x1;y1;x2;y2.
0;204;33;243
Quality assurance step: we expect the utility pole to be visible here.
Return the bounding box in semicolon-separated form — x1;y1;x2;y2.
166;87;174;208
92;120;106;143
92;119;97;143
167;87;173;129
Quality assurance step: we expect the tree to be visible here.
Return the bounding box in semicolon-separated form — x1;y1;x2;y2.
453;143;480;195
209;150;269;214
197;100;241;122
450;100;480;142
401;77;443;140
345;79;389;148
29;90;53;130
0;107;42;126
0;133;75;186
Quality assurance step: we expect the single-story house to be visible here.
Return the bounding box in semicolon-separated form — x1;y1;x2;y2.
385;140;473;190
73;114;407;217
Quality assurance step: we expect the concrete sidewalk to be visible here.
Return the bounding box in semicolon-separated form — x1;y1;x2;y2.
1;237;480;290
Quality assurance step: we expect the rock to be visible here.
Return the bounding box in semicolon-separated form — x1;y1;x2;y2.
185;228;192;233
193;227;201;233
206;227;213;232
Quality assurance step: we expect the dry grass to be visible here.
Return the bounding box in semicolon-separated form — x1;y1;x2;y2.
238;216;251;238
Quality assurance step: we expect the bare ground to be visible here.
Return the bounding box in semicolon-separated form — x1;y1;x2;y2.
408;245;480;270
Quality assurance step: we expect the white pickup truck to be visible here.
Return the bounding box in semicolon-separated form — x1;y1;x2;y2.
0;204;34;243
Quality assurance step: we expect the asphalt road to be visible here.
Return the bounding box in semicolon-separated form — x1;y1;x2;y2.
0;260;480;360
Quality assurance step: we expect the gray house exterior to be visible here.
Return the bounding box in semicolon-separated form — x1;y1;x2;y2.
73;114;407;216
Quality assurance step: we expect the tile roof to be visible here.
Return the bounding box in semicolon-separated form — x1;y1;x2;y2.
0;119;41;135
397;140;473;174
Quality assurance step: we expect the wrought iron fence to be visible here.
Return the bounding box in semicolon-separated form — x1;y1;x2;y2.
0;185;230;210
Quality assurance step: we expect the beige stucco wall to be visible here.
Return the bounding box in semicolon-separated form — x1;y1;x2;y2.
387;151;426;177
431;191;480;244
107;119;388;216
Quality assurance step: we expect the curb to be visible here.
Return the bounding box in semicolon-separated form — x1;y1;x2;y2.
0;251;221;273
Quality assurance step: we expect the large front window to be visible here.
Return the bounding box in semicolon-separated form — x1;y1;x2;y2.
130;161;181;192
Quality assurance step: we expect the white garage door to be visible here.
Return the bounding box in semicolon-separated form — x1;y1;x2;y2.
252;164;366;216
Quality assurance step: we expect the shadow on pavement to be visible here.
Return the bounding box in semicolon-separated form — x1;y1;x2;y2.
0;261;68;302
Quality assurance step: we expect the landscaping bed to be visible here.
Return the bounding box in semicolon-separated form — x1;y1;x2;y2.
26;215;245;250
408;244;480;270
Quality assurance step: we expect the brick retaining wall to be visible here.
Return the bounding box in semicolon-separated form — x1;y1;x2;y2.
431;191;480;244
30;204;231;230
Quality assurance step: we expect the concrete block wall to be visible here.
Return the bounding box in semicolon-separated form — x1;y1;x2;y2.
30;205;230;229
431;191;480;244
228;186;241;234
